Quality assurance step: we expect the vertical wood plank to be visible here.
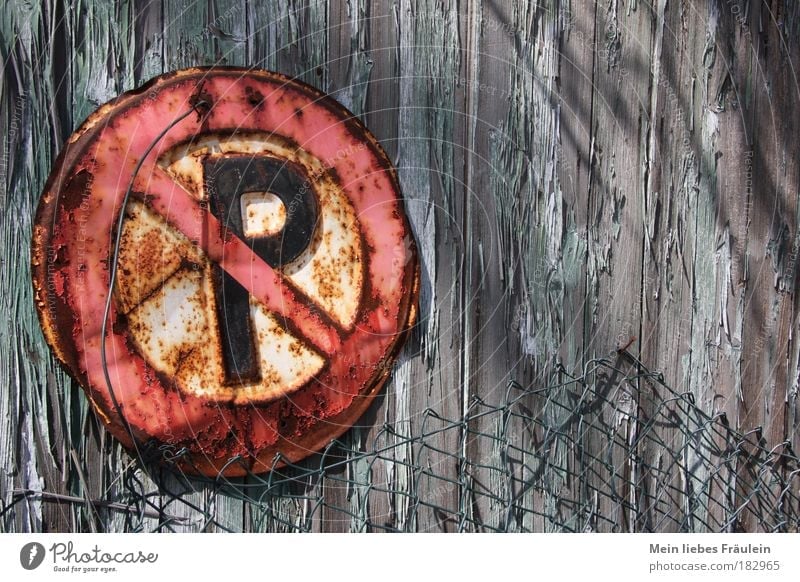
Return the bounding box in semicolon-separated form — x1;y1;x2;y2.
639;0;694;533
67;0;146;533
318;0;372;532
550;0;597;534
244;0;330;533
743;0;800;443
142;0;213;532
203;0;249;533
474;0;578;531
586;0;652;530
1;1;56;532
126;0;174;533
359;0;399;532
737;0;800;531
389;0;463;532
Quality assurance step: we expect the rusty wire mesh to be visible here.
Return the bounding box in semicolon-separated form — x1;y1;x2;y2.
4;351;799;533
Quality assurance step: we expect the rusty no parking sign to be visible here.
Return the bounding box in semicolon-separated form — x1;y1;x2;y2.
32;67;418;477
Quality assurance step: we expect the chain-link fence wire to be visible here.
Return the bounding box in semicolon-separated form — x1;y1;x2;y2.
4;350;799;532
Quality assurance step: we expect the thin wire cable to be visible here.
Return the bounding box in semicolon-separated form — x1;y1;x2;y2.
100;102;208;463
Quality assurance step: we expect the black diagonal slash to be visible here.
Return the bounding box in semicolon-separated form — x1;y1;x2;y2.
203;156;318;385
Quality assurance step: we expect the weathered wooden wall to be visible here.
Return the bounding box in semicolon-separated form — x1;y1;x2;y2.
1;0;799;532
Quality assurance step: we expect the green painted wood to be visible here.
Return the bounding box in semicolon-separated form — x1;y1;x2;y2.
2;0;799;532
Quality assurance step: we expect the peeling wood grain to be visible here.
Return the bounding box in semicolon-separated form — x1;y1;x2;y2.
244;0;330;533
2;0;800;533
382;0;463;532
2;0;66;533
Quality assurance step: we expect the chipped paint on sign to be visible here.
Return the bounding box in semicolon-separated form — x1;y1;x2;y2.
157;134;365;330
119;200;325;404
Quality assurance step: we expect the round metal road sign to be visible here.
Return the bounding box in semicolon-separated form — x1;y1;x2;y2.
32;67;419;477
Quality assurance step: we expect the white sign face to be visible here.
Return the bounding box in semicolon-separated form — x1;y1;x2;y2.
117;135;366;403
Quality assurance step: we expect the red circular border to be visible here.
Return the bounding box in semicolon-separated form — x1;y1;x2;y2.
31;67;419;477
